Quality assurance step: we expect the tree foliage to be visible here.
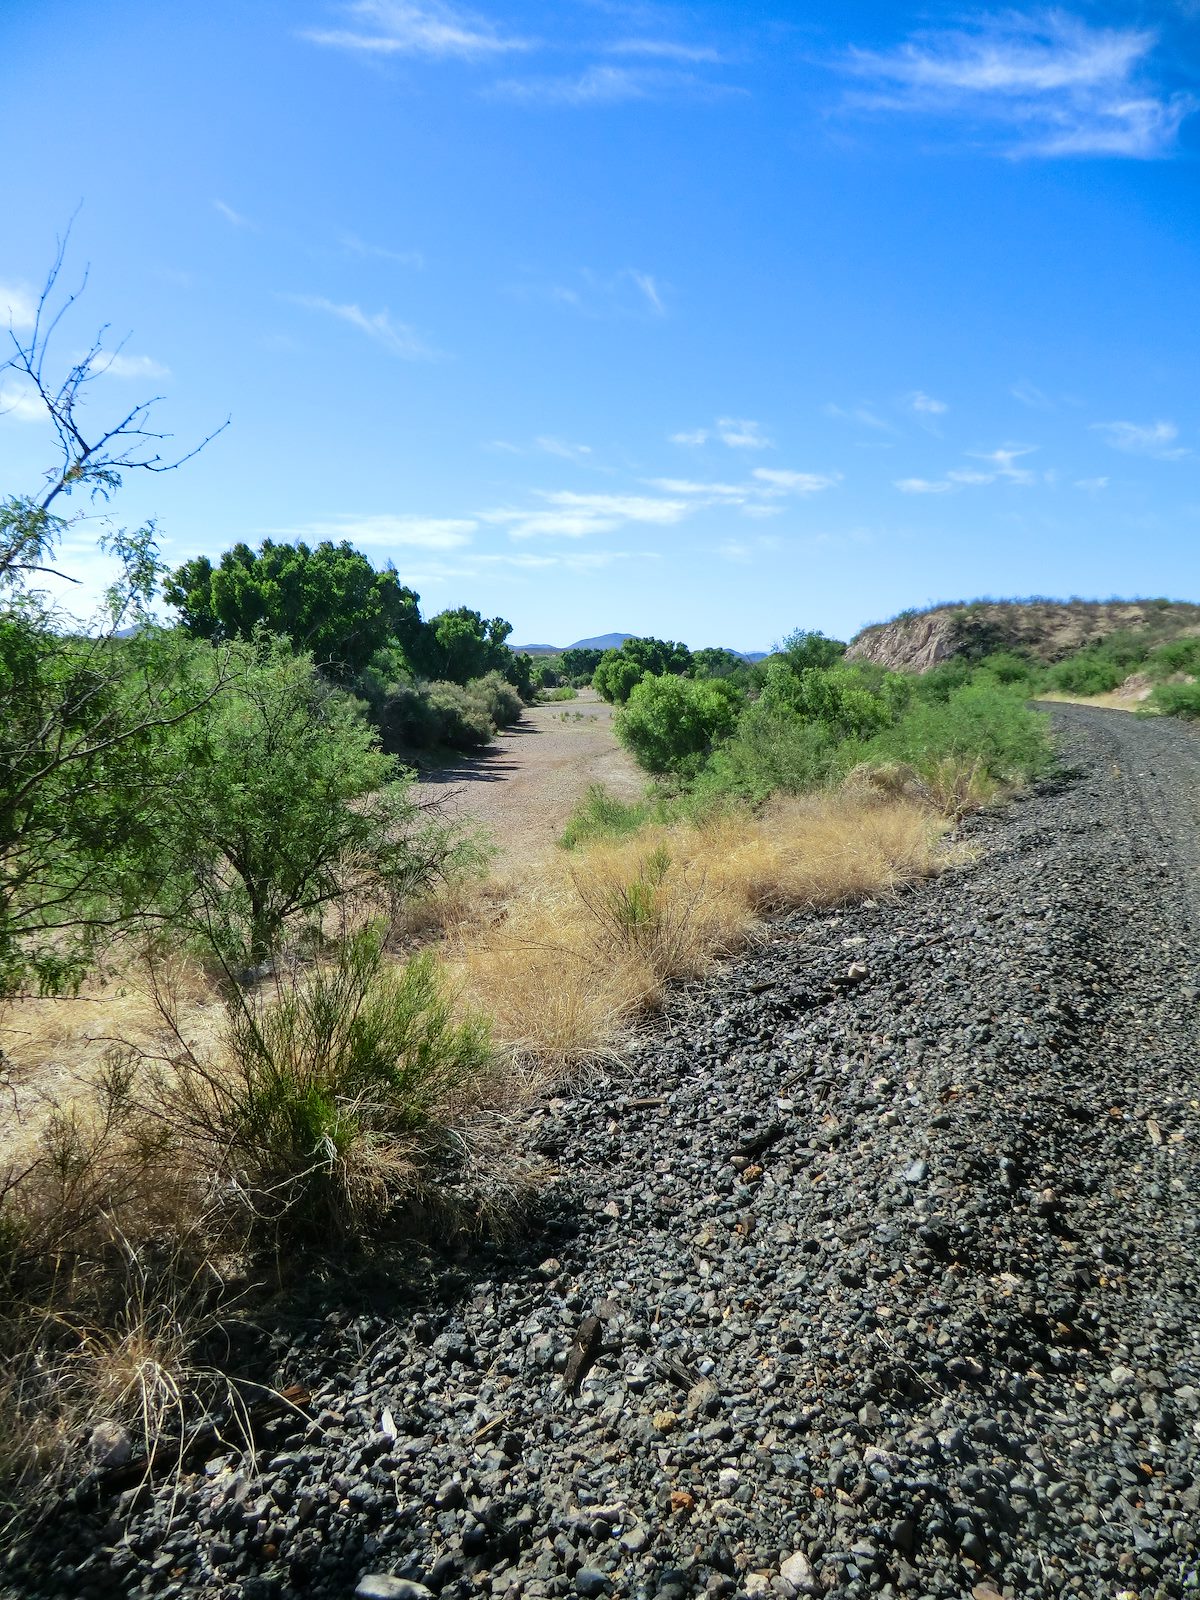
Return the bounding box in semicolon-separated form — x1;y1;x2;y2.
164;538;424;681
0;235;229;995
147;638;471;967
592;636;693;704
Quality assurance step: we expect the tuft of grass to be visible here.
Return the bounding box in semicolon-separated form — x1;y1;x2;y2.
560;783;652;849
154;928;503;1244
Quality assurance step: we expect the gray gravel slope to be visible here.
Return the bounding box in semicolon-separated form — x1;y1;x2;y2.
10;709;1200;1600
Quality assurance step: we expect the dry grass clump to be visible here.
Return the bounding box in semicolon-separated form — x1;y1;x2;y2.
0;927;536;1525
454;790;947;1072
845;757;1000;819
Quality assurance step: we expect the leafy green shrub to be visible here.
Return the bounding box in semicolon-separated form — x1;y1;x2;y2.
1146;679;1200;719
1147;636;1200;677
150;640;470;966
560;784;651;849
615;674;743;778
759;662;896;740
695;704;841;805
541;685;577;702
467;670;523;729
165;929;495;1241
854;683;1053;783
379;681;493;752
1044;630;1153;695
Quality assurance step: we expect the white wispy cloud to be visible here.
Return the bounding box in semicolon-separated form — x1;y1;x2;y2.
273;513;475;550
752;467;840;494
650;478;747;499
897;444;1040;495
304;0;530;58
646;468;839;514
535;436;593;462
340;232;425;268
964;445;1039;484
905;390;947;415
0;381;47;423
1075;476;1110;491
527;266;667;319
88;351;171;380
1011;379;1054;410
606;38;723;65
824;401;896;433
628;270;664;315
669;418;783;451
0;283;37;330
492;62;727;106
284;293;440;358
480;488;690;539
895;477;954;494
718;417;771;449
1091;419;1190;459
214;199;255;228
844;12;1196;158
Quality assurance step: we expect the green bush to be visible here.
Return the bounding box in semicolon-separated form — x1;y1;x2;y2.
468;670;523;729
379;680;492;752
167;929;495;1241
854;682;1053;782
1147;637;1200;677
615;674;743;778
1043;630;1153;696
759;662;896;740
695;703;842;804
148;639;468;966
1146;679;1200;719
541;685;577;702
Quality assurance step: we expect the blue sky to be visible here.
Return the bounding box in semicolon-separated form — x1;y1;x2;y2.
2;1;1198;650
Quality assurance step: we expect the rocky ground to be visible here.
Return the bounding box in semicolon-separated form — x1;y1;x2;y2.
8;707;1200;1600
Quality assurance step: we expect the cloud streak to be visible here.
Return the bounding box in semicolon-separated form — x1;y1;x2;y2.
0;283;37;330
273;513;475;550
844;13;1196;158
671;417;773;449
481;489;690;540
88;351;171;380
304;0;530;58
1091;419;1190;459
285;293;440;358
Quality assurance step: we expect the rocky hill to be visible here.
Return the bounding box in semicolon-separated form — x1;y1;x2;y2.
846;598;1200;673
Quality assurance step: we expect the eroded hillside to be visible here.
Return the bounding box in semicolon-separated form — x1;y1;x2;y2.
847;598;1200;672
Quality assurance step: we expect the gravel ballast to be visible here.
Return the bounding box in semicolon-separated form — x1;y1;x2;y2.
8;706;1200;1600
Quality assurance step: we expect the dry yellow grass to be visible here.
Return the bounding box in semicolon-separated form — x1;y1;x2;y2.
452;790;947;1073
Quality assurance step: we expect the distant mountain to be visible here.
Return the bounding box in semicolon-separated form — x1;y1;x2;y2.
510;632;635;655
568;632;635;651
511;633;772;659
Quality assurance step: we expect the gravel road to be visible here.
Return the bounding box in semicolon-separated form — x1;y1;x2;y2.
420;695;643;870
11;708;1200;1600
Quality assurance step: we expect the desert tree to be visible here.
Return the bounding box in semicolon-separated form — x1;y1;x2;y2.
0;227;229;994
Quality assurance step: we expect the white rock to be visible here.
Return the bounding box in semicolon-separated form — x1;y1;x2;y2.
89;1420;132;1468
780;1550;815;1588
355;1578;433;1600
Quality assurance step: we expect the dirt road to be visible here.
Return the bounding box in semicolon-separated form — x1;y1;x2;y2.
418;691;644;869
